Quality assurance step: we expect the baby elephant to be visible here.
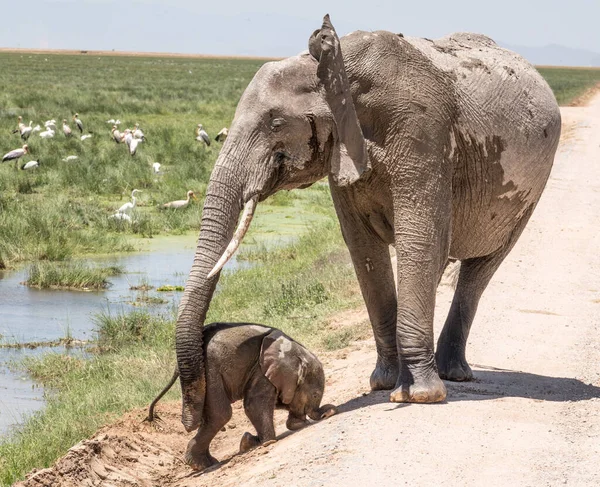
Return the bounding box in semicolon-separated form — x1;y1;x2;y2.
146;322;337;471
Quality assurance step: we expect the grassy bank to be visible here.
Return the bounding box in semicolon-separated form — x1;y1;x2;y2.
0;215;367;485
536;66;600;105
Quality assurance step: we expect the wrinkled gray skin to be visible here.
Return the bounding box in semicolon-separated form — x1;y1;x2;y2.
175;15;561;451
156;322;336;471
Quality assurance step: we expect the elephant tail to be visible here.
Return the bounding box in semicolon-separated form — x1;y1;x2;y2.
145;367;179;422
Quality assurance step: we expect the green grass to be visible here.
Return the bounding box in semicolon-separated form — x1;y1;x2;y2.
536;66;600;105
0;218;363;485
25;261;123;290
0;53;267;268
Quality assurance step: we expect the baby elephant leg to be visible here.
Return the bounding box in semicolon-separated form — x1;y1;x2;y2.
239;371;278;453
185;374;232;471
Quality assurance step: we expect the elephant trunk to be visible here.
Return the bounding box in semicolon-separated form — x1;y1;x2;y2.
307;404;338;421
176;162;245;432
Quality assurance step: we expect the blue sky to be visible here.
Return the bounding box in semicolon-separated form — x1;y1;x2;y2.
2;0;598;57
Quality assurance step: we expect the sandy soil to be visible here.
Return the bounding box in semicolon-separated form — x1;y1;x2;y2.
16;94;600;487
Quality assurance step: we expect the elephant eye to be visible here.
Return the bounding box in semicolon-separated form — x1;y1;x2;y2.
274;151;290;165
271;118;286;132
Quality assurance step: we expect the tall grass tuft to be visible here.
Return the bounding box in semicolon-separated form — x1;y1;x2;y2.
25;261;123;290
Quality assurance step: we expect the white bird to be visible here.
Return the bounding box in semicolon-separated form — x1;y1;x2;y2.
106;119;121;125
152;162;161;173
133;123;145;141
44;120;57;131
62;155;78;162
111;125;122;144
109;212;132;222
117;189;142;214
32;125;42;133
62;119;72;137
73;113;83;133
196;124;210;146
2;144;29;163
20;120;33;140
160;190;197;209
129;137;141;156
39;128;55;139
81;134;92;141
21;160;41;170
215;127;228;142
122;129;133;147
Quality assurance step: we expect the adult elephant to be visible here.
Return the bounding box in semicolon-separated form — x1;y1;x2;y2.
176;15;561;435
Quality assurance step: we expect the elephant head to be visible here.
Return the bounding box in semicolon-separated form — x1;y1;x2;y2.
176;14;365;432
259;330;337;429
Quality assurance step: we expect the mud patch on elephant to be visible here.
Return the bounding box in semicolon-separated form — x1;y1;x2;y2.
460;58;491;74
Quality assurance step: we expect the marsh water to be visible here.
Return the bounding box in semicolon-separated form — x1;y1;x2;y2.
0;235;249;436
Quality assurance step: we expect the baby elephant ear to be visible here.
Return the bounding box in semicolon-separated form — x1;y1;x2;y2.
309;14;370;186
260;330;307;405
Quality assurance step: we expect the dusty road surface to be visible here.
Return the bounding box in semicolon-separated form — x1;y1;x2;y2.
17;93;600;487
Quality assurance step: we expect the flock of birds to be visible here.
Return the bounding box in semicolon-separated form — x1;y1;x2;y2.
1;112;230;223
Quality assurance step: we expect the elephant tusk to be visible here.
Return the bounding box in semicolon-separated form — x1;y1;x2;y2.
207;196;258;279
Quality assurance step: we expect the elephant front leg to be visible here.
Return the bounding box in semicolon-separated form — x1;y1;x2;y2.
390;193;450;403
335;209;399;391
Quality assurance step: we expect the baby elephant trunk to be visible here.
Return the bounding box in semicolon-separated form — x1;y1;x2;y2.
307;404;338;422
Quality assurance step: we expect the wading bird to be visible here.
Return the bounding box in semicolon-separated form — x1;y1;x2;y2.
129;137;141;156
44;119;57;131
20;120;33;140
81;134;92;141
106;119;121;125
12;116;24;134
196;124;210;146
39;128;55;139
215;127;228;142
133;123;145;141
62;155;78;162
73;113;83;133
152;162;161;173
111;125;122;143
109;212;132;222
160;190;196;209
117;189;142;215
21;160;40;170
2;144;28;163
62;119;72;137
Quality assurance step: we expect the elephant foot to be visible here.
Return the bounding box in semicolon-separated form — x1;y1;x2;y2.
370;360;399;391
239;432;260;453
184;438;218;472
286;413;309;431
435;349;474;382
390;372;447;403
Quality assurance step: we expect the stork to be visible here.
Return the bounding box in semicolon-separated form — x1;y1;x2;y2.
215;127;228;142
73;113;83;133
63;119;72;137
133;123;145;141
196;124;210;146
12;116;24;134
111;125;122;143
20;121;33;140
129;136;141;156
160;190;197;209
2;144;29;163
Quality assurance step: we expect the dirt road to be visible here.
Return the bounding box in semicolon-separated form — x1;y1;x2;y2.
18;94;600;487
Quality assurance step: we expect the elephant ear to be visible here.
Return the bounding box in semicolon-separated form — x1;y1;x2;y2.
260;330;307;405
309;14;370;186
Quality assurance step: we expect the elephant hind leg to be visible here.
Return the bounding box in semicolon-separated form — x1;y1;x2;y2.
436;205;536;381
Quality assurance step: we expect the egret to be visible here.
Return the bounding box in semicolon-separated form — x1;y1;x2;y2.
81;134;92;141
160;190;196;209
117;189;142;215
73;113;83;133
133;124;145;141
215;127;228;142
196;124;210;146
39;128;55;139
44;120;57;131
2;144;29;163
32;124;42;133
111;126;122;144
62;155;78;162
152;162;161;173
106;119;121;125
62;119;72;137
109;212;132;222
21;160;41;170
